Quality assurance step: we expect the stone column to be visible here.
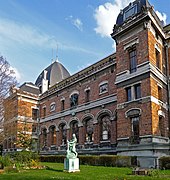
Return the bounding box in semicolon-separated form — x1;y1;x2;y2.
78;126;84;146
56;131;59;147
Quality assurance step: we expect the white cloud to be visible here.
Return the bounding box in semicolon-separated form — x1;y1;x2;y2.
8;66;22;82
156;10;167;25
0;18;56;49
0;17;98;57
94;0;167;38
94;0;132;38
66;16;83;31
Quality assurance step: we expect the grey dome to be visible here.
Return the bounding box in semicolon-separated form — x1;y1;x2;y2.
35;60;70;87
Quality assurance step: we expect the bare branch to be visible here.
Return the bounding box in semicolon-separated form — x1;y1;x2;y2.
0;56;18;122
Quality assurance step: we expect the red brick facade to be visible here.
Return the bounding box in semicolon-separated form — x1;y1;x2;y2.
3;0;170;168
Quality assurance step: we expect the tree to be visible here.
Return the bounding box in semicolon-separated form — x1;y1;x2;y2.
0;56;17;122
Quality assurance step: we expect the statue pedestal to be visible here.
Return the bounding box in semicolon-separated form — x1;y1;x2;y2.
64;158;80;173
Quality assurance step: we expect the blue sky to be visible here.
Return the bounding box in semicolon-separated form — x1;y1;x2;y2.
0;0;169;84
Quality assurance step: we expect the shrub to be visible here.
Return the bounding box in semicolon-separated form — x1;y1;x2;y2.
11;150;39;165
159;156;170;169
40;155;65;163
0;155;13;167
40;155;134;167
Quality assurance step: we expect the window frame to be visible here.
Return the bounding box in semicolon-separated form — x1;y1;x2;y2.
99;81;108;94
126;86;132;102
129;48;137;73
134;84;141;99
50;102;56;112
124;4;137;21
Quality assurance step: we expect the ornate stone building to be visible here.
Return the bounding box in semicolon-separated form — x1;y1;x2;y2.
3;0;170;168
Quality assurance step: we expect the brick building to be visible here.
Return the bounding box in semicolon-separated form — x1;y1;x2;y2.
3;0;170;167
3;83;39;151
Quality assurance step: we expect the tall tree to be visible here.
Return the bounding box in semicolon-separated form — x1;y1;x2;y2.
0;56;17;122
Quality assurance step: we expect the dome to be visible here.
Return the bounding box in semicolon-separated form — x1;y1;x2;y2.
35;60;70;88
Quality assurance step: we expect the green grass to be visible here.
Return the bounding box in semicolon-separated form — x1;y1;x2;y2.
0;163;170;180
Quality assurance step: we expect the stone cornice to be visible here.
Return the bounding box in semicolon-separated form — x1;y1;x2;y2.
40;94;117;123
115;61;167;85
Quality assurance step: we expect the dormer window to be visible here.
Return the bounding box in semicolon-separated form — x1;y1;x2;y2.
124;4;137;21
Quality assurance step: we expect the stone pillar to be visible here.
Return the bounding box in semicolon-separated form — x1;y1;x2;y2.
78;126;84;145
56;131;59;147
46;131;50;148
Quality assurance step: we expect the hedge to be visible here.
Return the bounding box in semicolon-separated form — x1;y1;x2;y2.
40;155;137;167
159;156;170;169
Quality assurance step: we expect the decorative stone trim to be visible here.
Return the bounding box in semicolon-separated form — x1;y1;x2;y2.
125;108;141;118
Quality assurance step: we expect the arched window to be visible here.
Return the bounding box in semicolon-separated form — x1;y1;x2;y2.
59;124;67;145
100;116;111;141
131;117;140;144
70;94;79;108
85;118;93;142
42;128;47;147
49;126;56;145
70;121;79;143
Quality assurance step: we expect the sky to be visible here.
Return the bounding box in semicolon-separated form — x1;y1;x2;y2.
0;0;169;85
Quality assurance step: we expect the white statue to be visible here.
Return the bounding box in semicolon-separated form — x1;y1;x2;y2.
66;134;77;159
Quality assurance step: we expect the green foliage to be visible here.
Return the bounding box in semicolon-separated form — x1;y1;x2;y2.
4;164;19;173
40;155;65;163
159;156;170;169
148;169;161;177
11;151;39;167
0;155;13;167
16;126;33;151
40;155;134;167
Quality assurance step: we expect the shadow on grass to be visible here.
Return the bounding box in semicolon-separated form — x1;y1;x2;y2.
45;166;63;173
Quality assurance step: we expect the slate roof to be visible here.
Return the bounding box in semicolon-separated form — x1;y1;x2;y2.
35;60;70;87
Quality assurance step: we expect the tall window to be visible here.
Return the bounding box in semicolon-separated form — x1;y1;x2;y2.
42;129;47;147
126;87;132;101
61;100;65;111
156;49;161;69
100;116;111;141
70;94;79;108
42;107;46;118
131;117;140;144
32;108;38;120
85;118;93;142
129;49;137;73
85;89;90;103
158;86;162;101
71;121;79;143
126;84;141;102
60;124;67;145
134;84;141;99
159;116;164;136
49;126;56;145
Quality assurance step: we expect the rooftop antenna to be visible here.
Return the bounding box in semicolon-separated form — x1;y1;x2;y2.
56;44;59;62
51;48;54;64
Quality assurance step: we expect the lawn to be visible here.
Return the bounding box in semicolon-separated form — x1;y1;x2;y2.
0;163;170;180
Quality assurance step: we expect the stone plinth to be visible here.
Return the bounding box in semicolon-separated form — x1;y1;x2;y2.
64;158;80;173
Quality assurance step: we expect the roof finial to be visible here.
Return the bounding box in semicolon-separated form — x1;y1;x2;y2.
56;44;59;62
51;48;54;64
